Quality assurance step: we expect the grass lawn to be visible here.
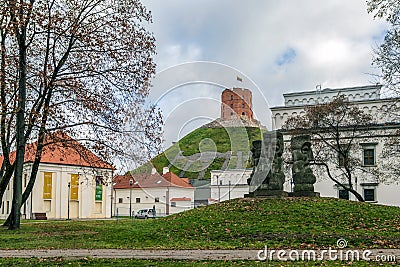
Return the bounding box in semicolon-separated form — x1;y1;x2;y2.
0;197;400;250
0;258;398;266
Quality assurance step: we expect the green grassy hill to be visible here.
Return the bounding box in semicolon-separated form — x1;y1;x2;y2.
2;198;399;250
148;127;262;179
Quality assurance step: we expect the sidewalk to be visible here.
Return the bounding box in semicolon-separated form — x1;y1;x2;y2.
0;249;399;261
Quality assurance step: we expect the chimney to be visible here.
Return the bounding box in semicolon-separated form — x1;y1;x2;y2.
163;167;169;175
151;168;157;175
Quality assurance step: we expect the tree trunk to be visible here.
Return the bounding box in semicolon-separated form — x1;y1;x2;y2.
314;161;365;202
8;23;27;230
0;165;15;212
0;28;13;210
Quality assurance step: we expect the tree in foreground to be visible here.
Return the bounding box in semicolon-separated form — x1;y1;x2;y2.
368;0;400;183
283;96;381;202
0;0;162;229
368;0;400;97
367;0;400;182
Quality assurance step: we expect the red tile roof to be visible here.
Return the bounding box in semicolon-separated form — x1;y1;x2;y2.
0;132;114;170
170;197;192;201
181;178;190;184
162;172;193;188
113;172;193;189
112;174;139;189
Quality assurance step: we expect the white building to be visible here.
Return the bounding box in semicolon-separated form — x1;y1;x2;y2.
0;134;114;219
210;169;251;202
113;168;194;216
270;85;400;205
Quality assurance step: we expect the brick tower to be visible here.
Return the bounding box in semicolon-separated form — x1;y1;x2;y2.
221;88;253;121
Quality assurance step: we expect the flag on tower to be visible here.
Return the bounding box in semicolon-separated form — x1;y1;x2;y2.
237;76;243;82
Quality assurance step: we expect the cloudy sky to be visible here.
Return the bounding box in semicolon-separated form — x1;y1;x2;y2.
141;0;388;148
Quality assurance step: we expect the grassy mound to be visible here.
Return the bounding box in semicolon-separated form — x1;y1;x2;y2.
1;197;399;250
147;127;262;179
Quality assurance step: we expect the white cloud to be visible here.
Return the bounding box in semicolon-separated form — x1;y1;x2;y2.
157;44;202;71
141;0;389;147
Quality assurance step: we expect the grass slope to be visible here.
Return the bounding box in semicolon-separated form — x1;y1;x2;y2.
148;127;262;179
1;198;399;250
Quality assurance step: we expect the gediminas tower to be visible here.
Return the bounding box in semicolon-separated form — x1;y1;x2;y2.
221;88;253;121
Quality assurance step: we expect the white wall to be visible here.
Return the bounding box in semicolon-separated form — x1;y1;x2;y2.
1;163;112;219
113;186;194;216
210;169;251;202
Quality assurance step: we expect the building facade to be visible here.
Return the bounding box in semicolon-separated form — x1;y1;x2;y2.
1;135;114;219
270;85;400;206
210;169;252;202
113;169;194;217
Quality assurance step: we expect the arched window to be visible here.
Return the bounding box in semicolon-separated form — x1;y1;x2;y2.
230;95;234;100
242;112;245;116
242;103;245;108
230;104;233;108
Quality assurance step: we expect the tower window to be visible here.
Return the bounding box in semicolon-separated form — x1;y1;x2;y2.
230;95;234;100
242;112;245;116
242;103;245;108
230;104;233;109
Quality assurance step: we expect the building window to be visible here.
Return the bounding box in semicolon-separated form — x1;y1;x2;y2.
241;112;245;116
230;95;233;100
155;197;160;203
24;173;27;188
338;189;349;200
136;198;140;203
95;176;103;201
1;201;4;214
6;201;9;214
242;95;244;99
242;103;245;108
363;148;375;166
118;198;123;203
43;172;53;199
70;174;79;200
230;112;234;116
364;188;375;202
338;150;349;167
230;104;233;109
171;202;176;207
219;180;222;185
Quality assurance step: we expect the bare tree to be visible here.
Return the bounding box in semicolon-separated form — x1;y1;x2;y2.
283;96;382;202
0;0;162;229
368;0;400;96
367;0;400;184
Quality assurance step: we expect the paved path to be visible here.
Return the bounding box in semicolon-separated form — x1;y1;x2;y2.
0;249;399;261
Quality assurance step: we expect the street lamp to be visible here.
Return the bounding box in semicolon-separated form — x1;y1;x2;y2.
228;180;231;201
129;179;133;218
67;182;71;220
214;175;220;202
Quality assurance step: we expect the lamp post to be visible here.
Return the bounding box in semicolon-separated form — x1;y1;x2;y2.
129;179;133;218
67;182;71;220
228;180;231;201
166;185;170;216
30;190;33;219
214;175;220;202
